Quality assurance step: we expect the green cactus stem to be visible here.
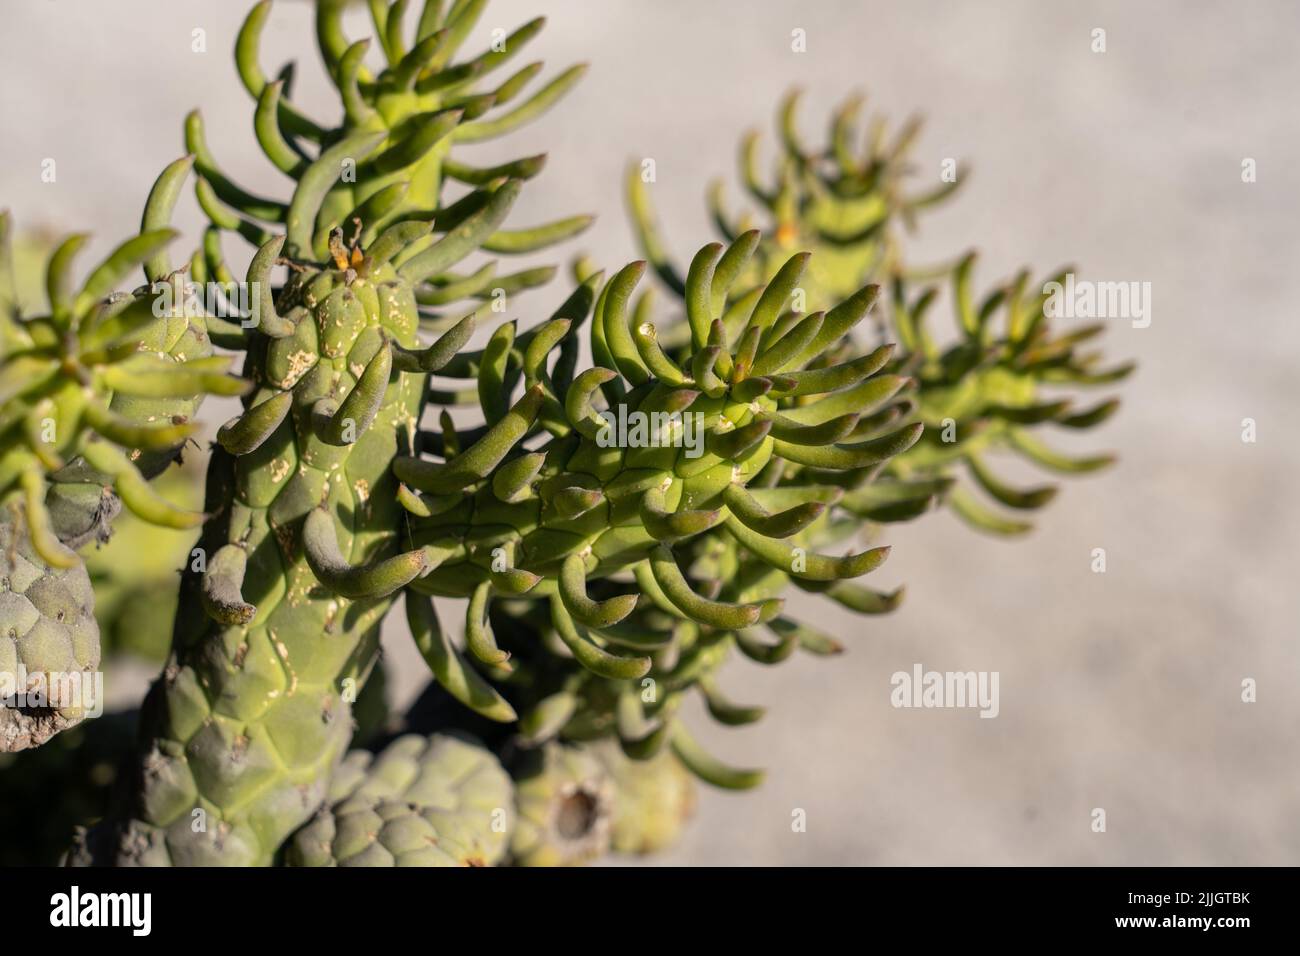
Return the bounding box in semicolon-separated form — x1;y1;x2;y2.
70;210;509;865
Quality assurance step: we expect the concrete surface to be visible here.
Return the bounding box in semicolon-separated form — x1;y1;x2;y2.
2;1;1297;864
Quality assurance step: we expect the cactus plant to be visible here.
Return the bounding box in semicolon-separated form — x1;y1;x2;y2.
385;238;922;790
286;732;513;866
64;0;590;866
593;739;696;855
1;198;248;757
0;0;1133;868
508;741;613;866
70;210;528;865
0;207;248;568
885;259;1134;534
628;90;959;306
0;513;102;752
189;0;588;297
82;459;203;664
626;89;1131;535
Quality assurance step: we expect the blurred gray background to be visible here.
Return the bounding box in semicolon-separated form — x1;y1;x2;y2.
2;1;1297;864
